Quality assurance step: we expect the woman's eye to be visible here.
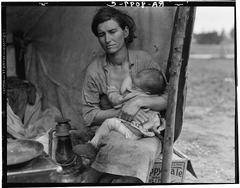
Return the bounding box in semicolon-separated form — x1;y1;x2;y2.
97;33;104;37
109;29;117;34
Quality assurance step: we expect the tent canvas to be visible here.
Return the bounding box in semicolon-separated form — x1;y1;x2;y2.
5;5;176;131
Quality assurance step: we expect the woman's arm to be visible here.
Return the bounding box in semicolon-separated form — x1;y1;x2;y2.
119;95;168;122
138;94;168;111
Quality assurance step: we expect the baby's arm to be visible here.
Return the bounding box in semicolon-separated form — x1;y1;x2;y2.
107;85;124;106
107;75;133;107
120;75;132;95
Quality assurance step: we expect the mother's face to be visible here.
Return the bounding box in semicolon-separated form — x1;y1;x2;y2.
97;19;129;54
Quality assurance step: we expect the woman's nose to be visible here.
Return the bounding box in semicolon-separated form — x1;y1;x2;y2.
105;33;111;43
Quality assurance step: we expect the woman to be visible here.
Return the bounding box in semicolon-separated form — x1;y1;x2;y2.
80;7;168;183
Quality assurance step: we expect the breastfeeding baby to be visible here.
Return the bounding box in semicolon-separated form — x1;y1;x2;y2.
74;68;167;159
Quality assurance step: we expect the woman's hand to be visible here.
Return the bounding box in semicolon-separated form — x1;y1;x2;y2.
133;108;150;124
118;96;143;121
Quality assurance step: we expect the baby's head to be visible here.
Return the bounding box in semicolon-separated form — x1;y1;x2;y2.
132;68;167;95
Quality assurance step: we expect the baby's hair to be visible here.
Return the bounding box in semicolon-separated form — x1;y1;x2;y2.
135;68;167;95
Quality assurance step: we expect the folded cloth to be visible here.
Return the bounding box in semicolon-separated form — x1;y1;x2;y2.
7;102;26;139
7;100;61;140
91;131;162;183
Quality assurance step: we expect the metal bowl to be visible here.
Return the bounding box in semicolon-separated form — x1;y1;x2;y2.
7;139;44;166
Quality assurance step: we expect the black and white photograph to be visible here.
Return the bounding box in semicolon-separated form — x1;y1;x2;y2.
1;0;237;186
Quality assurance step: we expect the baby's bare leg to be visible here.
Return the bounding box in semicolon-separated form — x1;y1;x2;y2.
91;118;138;147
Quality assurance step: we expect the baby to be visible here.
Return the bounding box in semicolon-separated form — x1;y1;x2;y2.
73;68;167;159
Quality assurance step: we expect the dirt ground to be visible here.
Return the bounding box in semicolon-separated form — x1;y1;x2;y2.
174;56;236;183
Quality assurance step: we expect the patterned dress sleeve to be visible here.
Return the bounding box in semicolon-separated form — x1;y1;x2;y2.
81;71;101;127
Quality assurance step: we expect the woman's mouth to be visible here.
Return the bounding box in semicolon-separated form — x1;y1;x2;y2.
106;45;115;49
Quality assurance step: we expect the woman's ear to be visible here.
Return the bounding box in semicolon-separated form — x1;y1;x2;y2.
124;26;129;38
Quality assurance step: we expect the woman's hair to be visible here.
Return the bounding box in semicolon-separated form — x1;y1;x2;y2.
135;68;167;95
91;7;136;45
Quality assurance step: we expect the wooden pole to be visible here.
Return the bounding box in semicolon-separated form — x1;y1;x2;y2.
174;7;196;142
161;7;191;183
